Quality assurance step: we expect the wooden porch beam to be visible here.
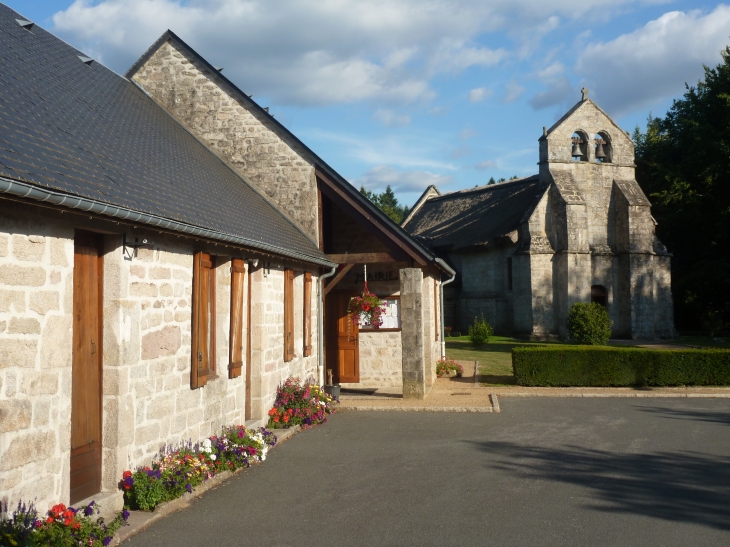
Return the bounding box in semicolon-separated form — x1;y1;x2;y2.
326;252;396;264
323;263;355;296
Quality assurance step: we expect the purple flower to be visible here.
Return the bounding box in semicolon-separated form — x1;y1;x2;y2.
84;504;94;517
103;536;112;546
185;483;192;493
122;509;130;522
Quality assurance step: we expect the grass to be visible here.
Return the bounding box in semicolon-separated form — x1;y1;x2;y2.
444;335;730;386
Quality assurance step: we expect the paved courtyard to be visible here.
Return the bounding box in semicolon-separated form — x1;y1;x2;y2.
124;398;730;546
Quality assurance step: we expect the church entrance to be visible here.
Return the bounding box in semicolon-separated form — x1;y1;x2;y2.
591;285;607;307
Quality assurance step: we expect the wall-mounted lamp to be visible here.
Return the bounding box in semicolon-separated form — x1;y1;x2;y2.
123;234;154;259
247;258;259;268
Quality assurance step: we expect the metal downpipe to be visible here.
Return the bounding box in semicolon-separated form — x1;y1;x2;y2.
436;258;456;358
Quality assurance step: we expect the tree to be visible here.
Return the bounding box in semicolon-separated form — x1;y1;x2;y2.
634;46;730;331
359;185;411;224
488;177;496;185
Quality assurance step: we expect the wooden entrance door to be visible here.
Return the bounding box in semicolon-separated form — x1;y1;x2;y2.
325;292;359;383
70;231;103;504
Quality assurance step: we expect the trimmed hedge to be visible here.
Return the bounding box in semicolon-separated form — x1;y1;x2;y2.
512;346;730;387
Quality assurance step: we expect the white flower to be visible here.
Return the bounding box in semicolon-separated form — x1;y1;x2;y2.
200;439;212;453
210;454;216;461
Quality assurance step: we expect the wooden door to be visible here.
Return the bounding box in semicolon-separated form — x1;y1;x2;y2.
325;292;359;383
71;231;103;504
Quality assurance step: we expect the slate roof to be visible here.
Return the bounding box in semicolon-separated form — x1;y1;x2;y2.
0;4;331;266
403;176;547;251
127;30;449;271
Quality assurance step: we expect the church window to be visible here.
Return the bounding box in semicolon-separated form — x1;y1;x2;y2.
591;285;607;307
594;132;612;163
571;131;589;161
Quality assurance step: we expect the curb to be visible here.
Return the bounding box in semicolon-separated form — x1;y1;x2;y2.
113;426;300;545
338;406;493;412
494;392;730;398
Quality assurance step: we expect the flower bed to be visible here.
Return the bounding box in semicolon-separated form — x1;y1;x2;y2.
267;377;336;429
436;357;464;377
1;500;128;547
122;426;276;511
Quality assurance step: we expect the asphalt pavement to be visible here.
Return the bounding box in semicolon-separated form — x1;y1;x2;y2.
123;398;730;547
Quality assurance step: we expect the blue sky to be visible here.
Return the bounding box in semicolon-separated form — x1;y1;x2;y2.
9;0;730;207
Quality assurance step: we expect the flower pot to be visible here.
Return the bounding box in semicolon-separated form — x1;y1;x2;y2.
324;385;340;399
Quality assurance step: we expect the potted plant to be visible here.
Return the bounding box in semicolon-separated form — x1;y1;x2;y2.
347;292;385;328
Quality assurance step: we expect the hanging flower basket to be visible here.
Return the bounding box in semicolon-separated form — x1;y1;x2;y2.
348;292;386;328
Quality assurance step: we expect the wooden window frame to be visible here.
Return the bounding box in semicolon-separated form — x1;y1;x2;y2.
303;272;312;357
229;258;246;379
191;251;216;389
284;269;295;362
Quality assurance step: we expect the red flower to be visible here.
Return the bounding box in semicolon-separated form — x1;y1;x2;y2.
123;470;132;478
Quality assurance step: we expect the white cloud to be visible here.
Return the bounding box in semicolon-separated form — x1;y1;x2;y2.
428;106;449;116
469;87;492;102
459;129;477;140
356;165;453;193
474;160;497;170
49;0;664;107
575;6;730;116
502;80;526;103
529;62;575;110
373;109;411;127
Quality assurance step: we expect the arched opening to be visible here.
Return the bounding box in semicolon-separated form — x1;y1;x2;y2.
591;285;607;307
571;131;589;162
594;131;612;163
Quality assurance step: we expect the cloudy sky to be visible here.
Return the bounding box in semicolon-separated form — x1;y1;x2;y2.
10;0;730;207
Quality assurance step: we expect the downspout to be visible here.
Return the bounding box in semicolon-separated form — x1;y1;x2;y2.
436;258;456;359
317;266;337;386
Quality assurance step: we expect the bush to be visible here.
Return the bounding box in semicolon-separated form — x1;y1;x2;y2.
267;377;336;429
566;302;612;345
1;500;128;547
468;314;493;345
512;346;730;387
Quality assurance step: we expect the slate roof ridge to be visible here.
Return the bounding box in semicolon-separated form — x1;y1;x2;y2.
427;174;540;202
126;30;443;269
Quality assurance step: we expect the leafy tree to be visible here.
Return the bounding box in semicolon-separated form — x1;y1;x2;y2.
634;46;730;330
359;185;410;224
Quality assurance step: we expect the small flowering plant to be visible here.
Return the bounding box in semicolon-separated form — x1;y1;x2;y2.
121;426;275;511
347;292;386;328
267;377;336;429
0;499;128;547
436;357;464;378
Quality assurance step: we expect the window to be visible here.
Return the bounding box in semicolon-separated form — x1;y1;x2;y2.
360;296;401;330
191;251;216;389
229;258;245;379
591;285;607;307
303;272;312;357
507;257;513;291
284;269;295;361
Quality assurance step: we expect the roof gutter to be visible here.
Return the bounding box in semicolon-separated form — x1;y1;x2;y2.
436;258;456;359
0;176;335;268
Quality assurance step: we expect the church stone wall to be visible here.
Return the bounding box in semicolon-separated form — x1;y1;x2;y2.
131;40;319;243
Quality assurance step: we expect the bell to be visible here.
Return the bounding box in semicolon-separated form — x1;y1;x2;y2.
595;138;607;160
571;140;583;157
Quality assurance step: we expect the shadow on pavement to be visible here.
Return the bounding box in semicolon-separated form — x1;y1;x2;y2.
470;440;730;530
637;405;730;426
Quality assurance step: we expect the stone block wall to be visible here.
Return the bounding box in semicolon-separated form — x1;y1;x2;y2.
353;331;402;388
131;40;319;242
0;201;321;513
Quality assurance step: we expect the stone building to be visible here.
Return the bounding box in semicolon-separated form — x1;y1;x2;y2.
125;29;453;393
404;90;675;339
0;6;450;514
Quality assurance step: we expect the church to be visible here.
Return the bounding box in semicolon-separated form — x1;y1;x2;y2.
403;91;676;340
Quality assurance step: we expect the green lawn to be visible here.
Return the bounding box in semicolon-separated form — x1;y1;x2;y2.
444;335;730;386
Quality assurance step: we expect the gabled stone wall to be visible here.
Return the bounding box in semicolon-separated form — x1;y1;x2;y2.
131;40;319;243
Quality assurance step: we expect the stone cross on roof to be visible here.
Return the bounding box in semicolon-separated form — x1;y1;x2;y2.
581;87;588;101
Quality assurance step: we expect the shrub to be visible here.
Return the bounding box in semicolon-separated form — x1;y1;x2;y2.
566;302;612;345
1;500;128;547
436;357;463;377
267;377;336;429
512;346;730;387
468;314;493;345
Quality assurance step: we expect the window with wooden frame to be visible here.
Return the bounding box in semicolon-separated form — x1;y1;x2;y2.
284;269;295;362
229;258;246;379
303;272;312;357
191;251;216;389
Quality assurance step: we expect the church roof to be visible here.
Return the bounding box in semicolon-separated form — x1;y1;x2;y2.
0;4;332;267
403;176;547;251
